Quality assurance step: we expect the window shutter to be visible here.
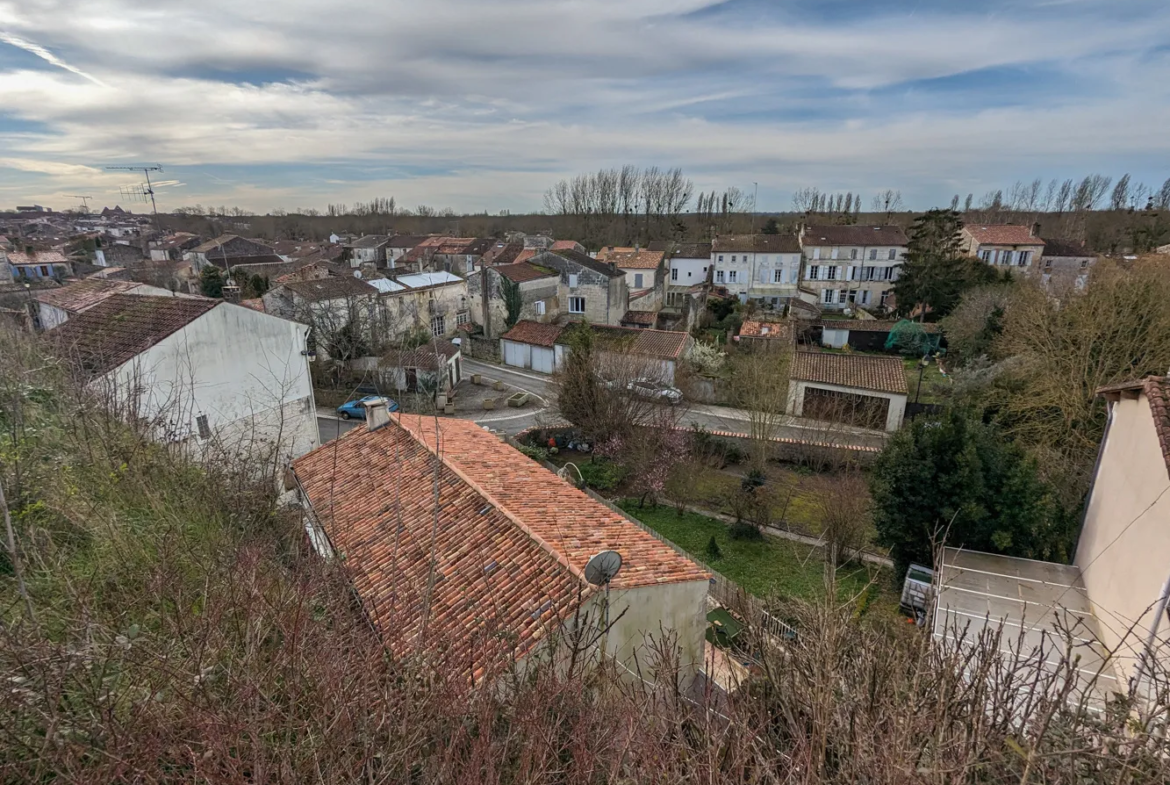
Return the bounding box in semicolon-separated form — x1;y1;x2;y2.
846;266;855;281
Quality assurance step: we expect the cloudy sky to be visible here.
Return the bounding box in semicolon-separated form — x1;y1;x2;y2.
2;0;1169;214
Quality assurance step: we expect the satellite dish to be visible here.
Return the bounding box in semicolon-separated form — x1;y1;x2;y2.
585;550;622;586
353;269;362;278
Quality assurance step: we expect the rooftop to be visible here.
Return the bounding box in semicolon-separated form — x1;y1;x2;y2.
964;225;1042;247
33;279;140;313
545;248;624;278
620;310;657;326
291;414;707;680
596;247;665;270
387;234;431;248
501;320;564;347
283;276;378;301
549;240;583;251
567;323;691;360
367;278;407;294
495;262;557;284
739;320;791;339
347;234;390;249
6;250;69;265
47;294;218;375
791;350;908;395
1042;238;1093;258
801;225;909;247
395;270;463;289
648;241;712;259
384;340;461;371
712;234;802;254
1097;376;1170;481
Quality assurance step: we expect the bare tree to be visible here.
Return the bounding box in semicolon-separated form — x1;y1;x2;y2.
727;342;793;469
1110;173;1131;211
1158;177;1170;210
815;469;872;565
870;189;903;218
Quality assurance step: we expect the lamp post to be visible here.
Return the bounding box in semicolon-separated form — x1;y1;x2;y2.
915;357;928;405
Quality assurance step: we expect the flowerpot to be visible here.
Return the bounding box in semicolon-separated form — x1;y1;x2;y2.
444;403;455;415
482;399;496;410
493;380;505;392
471;373;482;385
507;392;529;408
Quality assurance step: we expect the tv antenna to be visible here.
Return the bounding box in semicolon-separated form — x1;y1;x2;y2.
67;195;93;212
585;550;623;633
106;164;164;233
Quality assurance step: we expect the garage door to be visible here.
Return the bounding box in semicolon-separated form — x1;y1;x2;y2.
531;346;555;374
502;340;529;368
802;387;888;430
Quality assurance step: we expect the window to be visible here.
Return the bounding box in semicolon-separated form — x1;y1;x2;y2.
634;273;644;288
431;315;446;336
790;269;799;283
759;255;768;263
838;289;848;304
728;270;738;283
1044;258;1053;270
1018;251;1030;267
822;289;834;304
850;248;858;260
1002;251;1014;266
812;248;821;260
868;248;877;261
980;249;992;262
826;266;838;280
718;255;724;262
716;270;725;283
670;267;679;281
568;273;578;288
535;300;546;315
195;414;211;441
456;310;470;326
830;247;839;260
880;289;891;306
860;289;871;305
808;265;819;280
1080;259;1089;269
773;268;784;283
888;249;897;260
569;296;585;314
731;255;737;262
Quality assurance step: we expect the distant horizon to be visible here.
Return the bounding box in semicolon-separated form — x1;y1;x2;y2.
3;1;1169;213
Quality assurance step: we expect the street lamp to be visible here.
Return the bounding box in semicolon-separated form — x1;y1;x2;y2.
915;356;929;405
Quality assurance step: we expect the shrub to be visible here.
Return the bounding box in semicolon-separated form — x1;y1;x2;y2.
704;535;723;561
729;521;763;540
741;468;766;491
517;444;550;463
578;459;625;492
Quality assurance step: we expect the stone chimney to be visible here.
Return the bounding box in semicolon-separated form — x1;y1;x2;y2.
363;398;391;431
1031;222;1041;238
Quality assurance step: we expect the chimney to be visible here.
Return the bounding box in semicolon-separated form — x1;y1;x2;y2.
1031;222;1041;238
363;398;391;431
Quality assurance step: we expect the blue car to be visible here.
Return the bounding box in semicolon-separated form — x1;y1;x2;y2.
336;395;399;420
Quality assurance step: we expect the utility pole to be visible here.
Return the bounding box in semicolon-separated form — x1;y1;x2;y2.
106;164;164;235
67;195;93;212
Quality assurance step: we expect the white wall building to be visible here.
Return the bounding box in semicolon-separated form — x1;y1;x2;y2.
34;278;185;331
799;225;909;311
711;234;803;307
49;294;319;467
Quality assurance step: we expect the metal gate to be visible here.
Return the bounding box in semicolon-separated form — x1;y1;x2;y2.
502;340;529;368
531;346;555;374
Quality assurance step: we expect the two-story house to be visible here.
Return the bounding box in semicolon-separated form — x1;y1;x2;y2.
345;235;390;267
799;225;909;311
433;237;496;276
649;242;711;307
467;261;560;338
959;224;1045;272
1039;238;1095;290
595;247;666;313
712;234;804;308
188;235;275;270
532;248;628;326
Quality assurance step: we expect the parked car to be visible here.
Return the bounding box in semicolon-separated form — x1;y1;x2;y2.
336;395;399;420
627;379;683;405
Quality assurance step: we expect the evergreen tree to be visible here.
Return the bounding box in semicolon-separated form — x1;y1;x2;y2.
200;266;225;298
893;209;996;320
761;218;781;235
871;410;1072;578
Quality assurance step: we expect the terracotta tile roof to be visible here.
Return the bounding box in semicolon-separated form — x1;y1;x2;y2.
545;248;624;278
292;415;707;679
620;310;657;326
791;350;908;395
191;234;239;254
801;226;908;247
1097;376;1170;481
7;250;69;265
649;241;712;259
283;276;377;301
347;234;390;249
550;240;583;251
739;320;791;338
496;262;557;284
387;234;431;249
713;234;802;254
1041;238;1093;257
239;298;265;312
573;324;690;360
153;232;200;250
47;294;218;375
596;247;664;270
483;242;524;265
513;248;537;264
402;236;448;263
384;339;460;371
501;320;564;347
964;225;1043;246
33;279;139;313
819;319;939;334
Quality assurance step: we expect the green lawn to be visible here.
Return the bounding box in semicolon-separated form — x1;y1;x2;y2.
619;500;880;604
903;357;951;405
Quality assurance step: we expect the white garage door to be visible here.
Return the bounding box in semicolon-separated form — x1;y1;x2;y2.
531;346;555;374
502;340;529;368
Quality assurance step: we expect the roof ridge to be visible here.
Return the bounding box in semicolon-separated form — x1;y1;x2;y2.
392;414;593;586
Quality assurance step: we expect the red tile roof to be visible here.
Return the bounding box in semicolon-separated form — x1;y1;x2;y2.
550;240;583;251
801;226;908;247
585;324;691;360
7;250;69;265
620;310;657;326
291;415;707;680
964;225;1043;246
791;350;908;395
513;248;537;264
596;247;664;270
501;320;564;347
283;276;377;301
384;339;460;371
1097;376;1170;481
739;320;791;338
33;279;140;313
47;294;218;375
238;298;265;312
495;262;557;283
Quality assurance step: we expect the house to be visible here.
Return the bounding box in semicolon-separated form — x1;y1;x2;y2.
433;237;496;275
33;278;182;330
467;261;560;338
48;294;318;463
596;246;666;311
481;241;526;266
799;226;909;311
263;276;381;357
786;351;908;432
549;239;586;254
710;234;803;308
149;232;203;262
959;225;1044;271
532;248;628;326
345;235;390;267
386;234;431;266
376;271;470;343
1039;239;1096;289
650;241;711;307
5;249;73;281
380;339;463;393
399;236;447;270
188;235;274;268
818;319;940;352
290;410;710;683
500;320;692;385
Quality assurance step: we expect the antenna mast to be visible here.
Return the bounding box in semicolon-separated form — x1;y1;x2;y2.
67;195;93;212
105;164;164;234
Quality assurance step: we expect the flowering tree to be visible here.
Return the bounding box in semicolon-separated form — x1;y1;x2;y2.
597;410;691;507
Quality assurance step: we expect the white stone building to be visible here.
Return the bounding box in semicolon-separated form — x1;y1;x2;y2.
799;225;909;312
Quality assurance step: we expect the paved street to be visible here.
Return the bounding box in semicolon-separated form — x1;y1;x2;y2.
316;356;888;450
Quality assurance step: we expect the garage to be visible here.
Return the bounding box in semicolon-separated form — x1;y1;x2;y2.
499;321;566;373
531;345;556;374
786;351;909;432
503;340;530;368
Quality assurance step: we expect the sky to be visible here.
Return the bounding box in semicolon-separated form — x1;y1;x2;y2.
1;0;1169;215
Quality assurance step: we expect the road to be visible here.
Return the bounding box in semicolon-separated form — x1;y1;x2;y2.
317;356;888;451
